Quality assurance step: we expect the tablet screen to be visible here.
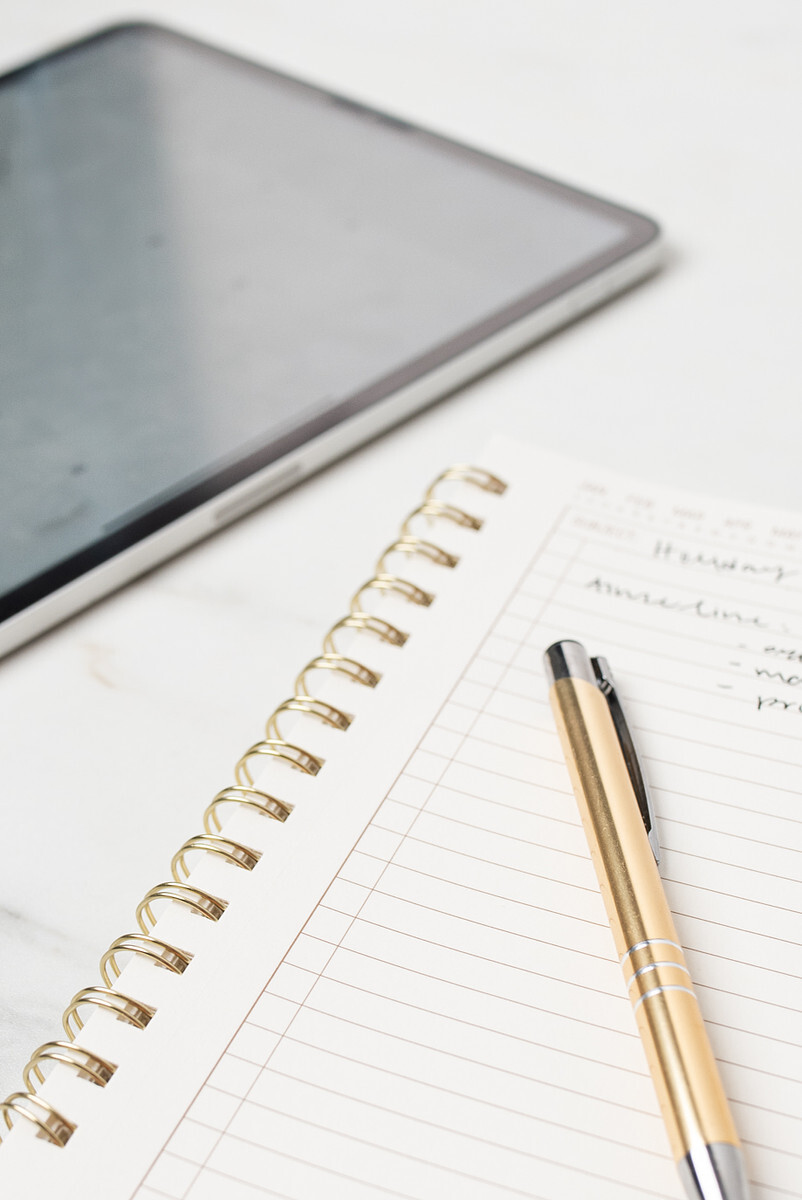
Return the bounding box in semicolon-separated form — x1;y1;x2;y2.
0;24;654;617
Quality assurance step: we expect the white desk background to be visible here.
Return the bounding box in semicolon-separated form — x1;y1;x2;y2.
1;0;799;1103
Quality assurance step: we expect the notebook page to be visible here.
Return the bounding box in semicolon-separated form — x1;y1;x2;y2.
134;440;800;1200
3;439;800;1199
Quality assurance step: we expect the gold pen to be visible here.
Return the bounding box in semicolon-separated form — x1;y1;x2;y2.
544;640;750;1200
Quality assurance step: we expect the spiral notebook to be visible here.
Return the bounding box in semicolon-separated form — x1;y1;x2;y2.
1;436;800;1200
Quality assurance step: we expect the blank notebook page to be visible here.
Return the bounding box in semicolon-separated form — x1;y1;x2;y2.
2;437;799;1200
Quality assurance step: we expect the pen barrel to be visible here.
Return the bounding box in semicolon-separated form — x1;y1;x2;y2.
549;675;740;1163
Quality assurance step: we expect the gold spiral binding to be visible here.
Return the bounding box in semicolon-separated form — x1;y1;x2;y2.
295;653;381;697
136;883;227;934
100;934;193;986
203;785;292;833
23;1042;117;1092
63;987;156;1039
401;500;483;535
1;1093;75;1147
266;696;353;739
323;612;409;654
376;536;459;574
235;739;323;786
2;461;505;1148
171;834;261;881
424;463;507;501
350;573;434;613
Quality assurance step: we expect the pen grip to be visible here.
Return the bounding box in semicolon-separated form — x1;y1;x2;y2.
549;675;740;1163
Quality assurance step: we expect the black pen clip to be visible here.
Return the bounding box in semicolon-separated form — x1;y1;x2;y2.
590;656;660;864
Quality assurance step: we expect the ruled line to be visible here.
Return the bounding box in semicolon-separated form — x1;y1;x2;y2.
260;1063;666;1162
290;999;651;1105
297;945;801;1058
274;1035;797;1146
199;1149;418;1200
246;1075;675;1196
204;1123;578;1200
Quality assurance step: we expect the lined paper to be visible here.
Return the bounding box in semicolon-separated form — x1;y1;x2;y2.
131;446;802;1200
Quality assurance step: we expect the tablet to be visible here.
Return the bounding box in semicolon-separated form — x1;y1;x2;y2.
0;22;661;658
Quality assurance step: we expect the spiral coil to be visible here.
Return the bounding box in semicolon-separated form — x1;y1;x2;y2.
0;463;505;1146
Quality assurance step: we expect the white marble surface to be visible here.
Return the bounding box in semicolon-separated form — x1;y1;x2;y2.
1;0;801;1102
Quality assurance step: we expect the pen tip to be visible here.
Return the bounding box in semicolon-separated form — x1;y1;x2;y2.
678;1143;751;1200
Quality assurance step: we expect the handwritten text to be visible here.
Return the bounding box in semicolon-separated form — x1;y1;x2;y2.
586;578;768;628
654;541;795;585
